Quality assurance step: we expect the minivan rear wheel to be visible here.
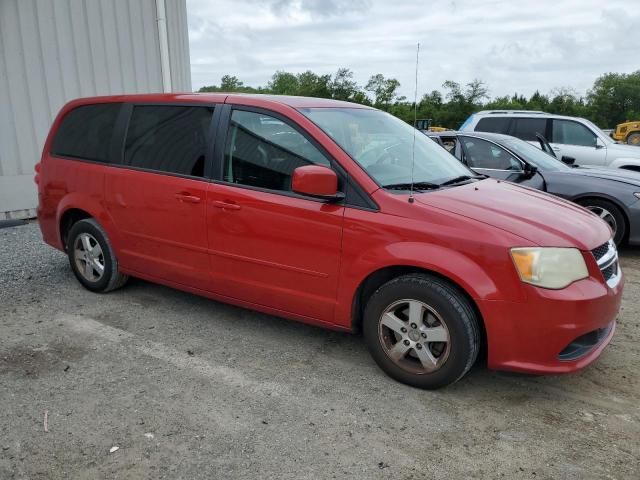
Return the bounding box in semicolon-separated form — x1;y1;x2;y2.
363;274;480;389
67;218;128;293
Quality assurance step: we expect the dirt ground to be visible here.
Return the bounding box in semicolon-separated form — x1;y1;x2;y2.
1;222;638;479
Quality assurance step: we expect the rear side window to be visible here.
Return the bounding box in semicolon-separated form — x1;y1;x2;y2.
124;106;214;177
474;117;510;134
51;104;121;162
512;118;547;141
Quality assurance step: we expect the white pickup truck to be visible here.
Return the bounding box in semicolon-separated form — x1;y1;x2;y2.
460;110;640;171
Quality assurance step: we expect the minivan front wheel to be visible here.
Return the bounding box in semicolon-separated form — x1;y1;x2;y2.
67;218;128;293
363;274;480;389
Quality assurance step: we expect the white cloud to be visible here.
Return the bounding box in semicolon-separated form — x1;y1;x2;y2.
186;0;640;99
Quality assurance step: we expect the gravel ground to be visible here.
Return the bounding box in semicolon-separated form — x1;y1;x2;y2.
1;222;639;479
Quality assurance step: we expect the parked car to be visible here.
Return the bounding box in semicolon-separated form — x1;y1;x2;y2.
37;94;622;389
611;120;640;146
460;110;640;170
426;131;640;246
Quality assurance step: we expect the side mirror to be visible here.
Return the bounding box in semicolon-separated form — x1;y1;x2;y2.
561;156;576;165
291;165;344;202
595;138;605;149
523;163;538;177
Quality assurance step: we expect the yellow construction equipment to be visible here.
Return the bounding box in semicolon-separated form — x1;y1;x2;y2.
612;120;640;146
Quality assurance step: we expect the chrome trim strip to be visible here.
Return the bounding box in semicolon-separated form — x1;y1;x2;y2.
596;240;617;268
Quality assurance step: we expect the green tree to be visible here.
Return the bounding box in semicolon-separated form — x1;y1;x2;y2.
268;71;300;95
587;71;640;127
330;68;359;101
365;74;401;107
220;75;244;91
297;70;332;98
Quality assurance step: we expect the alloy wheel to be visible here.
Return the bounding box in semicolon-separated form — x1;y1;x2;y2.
585;205;617;237
73;233;105;282
378;299;451;374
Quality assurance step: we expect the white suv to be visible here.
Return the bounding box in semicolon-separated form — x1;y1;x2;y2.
460;111;640;171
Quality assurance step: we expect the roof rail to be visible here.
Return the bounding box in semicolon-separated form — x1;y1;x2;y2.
476;110;546;115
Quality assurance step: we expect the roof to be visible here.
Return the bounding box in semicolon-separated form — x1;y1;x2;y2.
62;93;373;110
472;110;592;123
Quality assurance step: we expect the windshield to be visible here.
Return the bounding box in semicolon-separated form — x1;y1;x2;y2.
501;137;572;171
299;107;474;188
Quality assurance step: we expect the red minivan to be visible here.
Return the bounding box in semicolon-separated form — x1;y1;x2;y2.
36;94;623;389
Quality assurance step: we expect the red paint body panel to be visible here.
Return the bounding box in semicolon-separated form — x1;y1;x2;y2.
206;183;344;321
37;93;624;377
104;168;210;289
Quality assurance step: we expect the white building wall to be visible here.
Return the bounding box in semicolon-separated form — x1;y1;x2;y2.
0;0;191;219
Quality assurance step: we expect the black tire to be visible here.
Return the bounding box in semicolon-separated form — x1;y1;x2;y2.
67;218;128;293
363;274;480;389
576;198;626;246
626;132;640;146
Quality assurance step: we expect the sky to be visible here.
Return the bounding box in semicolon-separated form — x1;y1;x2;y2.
186;0;639;100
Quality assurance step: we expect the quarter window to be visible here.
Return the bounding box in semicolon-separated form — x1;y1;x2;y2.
51;104;121;162
124;106;214;177
552;120;597;147
460;137;522;170
512;118;547;141
224;110;331;191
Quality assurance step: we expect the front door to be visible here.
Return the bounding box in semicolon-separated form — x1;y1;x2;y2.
105;104;216;288
206;108;344;322
550;119;607;166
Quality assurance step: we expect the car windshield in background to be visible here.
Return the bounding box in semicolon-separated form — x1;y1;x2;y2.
299;108;474;189
501;137;572;171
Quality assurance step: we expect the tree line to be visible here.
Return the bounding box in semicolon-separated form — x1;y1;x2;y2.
198;69;640;129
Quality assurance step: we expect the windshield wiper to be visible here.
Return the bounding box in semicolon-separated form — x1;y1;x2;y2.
383;181;440;191
439;174;485;186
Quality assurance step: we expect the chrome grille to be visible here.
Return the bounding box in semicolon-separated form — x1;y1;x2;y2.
591;240;620;287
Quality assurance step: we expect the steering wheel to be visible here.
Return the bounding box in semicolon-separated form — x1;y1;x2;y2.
359;142;402;168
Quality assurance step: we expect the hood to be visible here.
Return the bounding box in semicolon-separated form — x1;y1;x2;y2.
607;142;640;157
562;166;640;187
415;179;611;249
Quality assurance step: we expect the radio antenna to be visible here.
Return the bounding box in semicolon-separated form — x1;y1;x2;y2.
409;42;420;203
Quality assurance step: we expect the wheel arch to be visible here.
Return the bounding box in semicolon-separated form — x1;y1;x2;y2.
56;194;120;253
571;194;630;242
59;208;93;251
350;265;488;360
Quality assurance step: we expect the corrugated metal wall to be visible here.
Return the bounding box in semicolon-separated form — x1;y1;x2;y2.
0;0;191;219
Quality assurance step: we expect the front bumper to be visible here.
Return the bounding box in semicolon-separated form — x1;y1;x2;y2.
479;272;623;374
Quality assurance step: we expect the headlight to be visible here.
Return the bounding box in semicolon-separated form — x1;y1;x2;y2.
510;247;588;289
634;192;640;199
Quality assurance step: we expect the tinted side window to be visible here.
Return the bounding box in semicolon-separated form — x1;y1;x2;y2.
460;137;522;170
224;110;331;192
475;117;510;133
51;104;121;162
124;106;214;177
552;120;597;147
512;118;547;141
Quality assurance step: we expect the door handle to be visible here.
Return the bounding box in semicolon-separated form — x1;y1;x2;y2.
175;192;201;204
212;200;241;211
